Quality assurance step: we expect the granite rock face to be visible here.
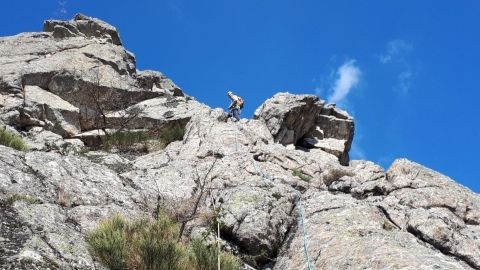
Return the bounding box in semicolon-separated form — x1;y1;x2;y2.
0;13;203;148
1;15;479;270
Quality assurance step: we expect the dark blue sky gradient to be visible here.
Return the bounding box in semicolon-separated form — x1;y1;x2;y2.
1;1;479;192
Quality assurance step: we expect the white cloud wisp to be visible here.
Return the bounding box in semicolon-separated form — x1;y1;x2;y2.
56;0;68;18
378;39;412;64
328;60;361;104
377;39;416;94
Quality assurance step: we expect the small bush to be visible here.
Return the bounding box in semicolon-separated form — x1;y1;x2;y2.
87;212;241;270
103;131;151;152
6;194;41;205
191;239;241;270
322;168;354;186
272;192;282;200
126;214;188;270
383;221;395;231
0;127;28;151
87;215;128;270
292;169;312;182
102;125;185;152
207;207;226;234
159;124;185;147
57;188;72;208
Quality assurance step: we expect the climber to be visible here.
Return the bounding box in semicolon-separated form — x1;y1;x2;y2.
227;90;244;122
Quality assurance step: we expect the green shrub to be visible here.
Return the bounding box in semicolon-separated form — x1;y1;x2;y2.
191;239;241;270
86;215;128;270
292;169;312;182
87;212;240;270
103;131;151;152
6;194;41;205
102;125;185;152
207;207;226;235
159;124;185;147
272;192;282;200
0;127;28;151
125;213;187;270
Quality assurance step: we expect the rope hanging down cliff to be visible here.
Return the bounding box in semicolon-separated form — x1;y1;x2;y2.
231;123;315;270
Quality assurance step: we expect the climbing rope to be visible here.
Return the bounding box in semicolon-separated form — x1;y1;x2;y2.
230;122;315;270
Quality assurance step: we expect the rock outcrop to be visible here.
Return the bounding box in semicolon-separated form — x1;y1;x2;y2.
254;93;354;165
0;13;204;150
44;13;123;45
1;14;479;270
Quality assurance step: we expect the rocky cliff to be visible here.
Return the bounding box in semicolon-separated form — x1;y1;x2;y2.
1;14;479;270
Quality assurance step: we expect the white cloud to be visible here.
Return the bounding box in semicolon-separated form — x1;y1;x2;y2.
377;39;416;94
57;1;67;17
378;39;412;64
328;60;361;104
397;71;413;94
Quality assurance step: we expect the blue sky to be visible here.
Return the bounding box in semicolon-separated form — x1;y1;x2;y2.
1;1;479;192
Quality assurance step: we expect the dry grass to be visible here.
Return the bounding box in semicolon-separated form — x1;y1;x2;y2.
321;168;354;186
57;188;72;208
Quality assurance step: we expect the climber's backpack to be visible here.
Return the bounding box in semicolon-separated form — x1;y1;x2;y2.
237;96;244;109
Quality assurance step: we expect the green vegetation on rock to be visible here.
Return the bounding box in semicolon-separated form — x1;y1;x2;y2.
103;130;151;152
191;239;240;270
103;125;185;152
87;213;241;270
159;124;185;147
0;127;28;151
6;194;42;205
292;169;312;182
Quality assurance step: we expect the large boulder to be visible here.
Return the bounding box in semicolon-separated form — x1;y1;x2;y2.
254;93;323;145
23;85;80;137
44;13;123;46
254;93;355;165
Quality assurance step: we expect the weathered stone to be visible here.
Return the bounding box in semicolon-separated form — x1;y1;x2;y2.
274;190;475;270
254;93;323;145
104;96;209;130
24;127;85;154
83;151;132;173
0;94;23;126
24;85;80;137
381;159;480;269
0;145;144;269
136;70;183;96
44;13;122;45
316;112;354;154
254;92;355;165
0;13;186;138
52;25;77;39
0;202;66;269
